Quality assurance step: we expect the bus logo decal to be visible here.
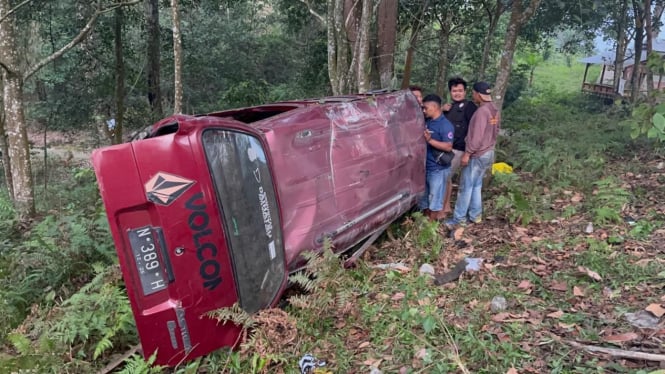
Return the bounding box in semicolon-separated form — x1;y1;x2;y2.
145;172;195;206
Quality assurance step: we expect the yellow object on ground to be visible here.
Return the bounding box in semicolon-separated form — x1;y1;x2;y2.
492;162;513;175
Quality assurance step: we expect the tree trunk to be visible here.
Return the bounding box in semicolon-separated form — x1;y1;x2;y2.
614;0;628;94
435;13;452;97
356;0;372;93
0;85;13;199
653;2;665;39
630;0;645;102
327;0;352;95
114;7;125;145
376;0;397;88
171;0;183;113
1;74;34;219
493;0;542;109
0;0;35;219
645;0;654;97
145;0;162;121
478;1;504;81
401;0;429;89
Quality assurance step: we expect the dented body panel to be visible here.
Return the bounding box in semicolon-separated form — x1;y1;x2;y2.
92;90;425;365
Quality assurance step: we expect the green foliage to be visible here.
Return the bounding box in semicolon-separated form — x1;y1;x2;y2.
118;351;164;374
410;212;444;260
493;173;539;225
590;177;631;225
0;166;115;339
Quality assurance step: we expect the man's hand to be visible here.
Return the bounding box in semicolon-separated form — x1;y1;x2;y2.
461;152;470;167
442;103;452;112
424;130;432;142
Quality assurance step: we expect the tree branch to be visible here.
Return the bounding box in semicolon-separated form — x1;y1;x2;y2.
22;0;140;81
299;0;325;25
0;60;11;74
0;0;35;24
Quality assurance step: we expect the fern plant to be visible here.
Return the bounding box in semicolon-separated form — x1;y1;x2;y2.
590;177;631;225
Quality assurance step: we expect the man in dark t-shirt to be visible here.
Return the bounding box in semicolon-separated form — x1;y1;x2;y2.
442;77;477;215
419;94;455;221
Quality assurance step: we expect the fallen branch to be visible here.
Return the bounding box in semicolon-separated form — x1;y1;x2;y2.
97;344;141;374
565;340;665;362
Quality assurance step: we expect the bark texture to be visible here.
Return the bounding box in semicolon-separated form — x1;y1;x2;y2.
171;0;183;113
478;0;505;80
630;0;645;102
376;0;397;88
145;0;162;120
355;0;372;92
435;12;453;97
0;84;13;199
0;0;35;219
613;0;628;94
493;0;542;109
645;0;654;97
400;0;429;89
114;7;125;144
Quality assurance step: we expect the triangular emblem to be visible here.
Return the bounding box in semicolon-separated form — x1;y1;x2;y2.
145;172;195;206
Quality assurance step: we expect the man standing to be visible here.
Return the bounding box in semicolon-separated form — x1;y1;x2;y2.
445;82;500;227
409;85;424;108
419;94;455;221
442;77;477;215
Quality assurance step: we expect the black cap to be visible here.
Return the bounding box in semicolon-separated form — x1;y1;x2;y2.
473;82;492;101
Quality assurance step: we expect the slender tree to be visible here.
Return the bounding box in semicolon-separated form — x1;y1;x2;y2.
114;6;126;144
476;0;506;80
493;0;542;109
0;0;140;219
376;0;398;88
172;0;183;113
145;0;163;120
630;0;646;102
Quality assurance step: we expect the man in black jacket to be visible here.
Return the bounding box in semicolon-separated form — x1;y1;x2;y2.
442;77;477;215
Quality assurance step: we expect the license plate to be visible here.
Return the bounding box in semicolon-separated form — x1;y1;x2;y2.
128;226;168;296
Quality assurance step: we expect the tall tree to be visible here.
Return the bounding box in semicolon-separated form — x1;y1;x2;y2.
145;0;163;120
400;0;430;89
630;0;646;102
114;6;126;144
376;0;398;88
0;79;12;199
644;0;659;97
493;0;542;109
172;0;183;113
0;0;140;219
355;0;372;92
476;0;506;80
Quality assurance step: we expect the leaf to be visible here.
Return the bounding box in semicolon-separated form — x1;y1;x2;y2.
577;266;602;281
573;286;584;297
547;310;564;319
517;280;533;290
648;126;659;139
506;368;519;374
604;332;639;343
549;281;568;292
391;292;405;301
422;315;437;334
653;112;665;131
492;313;510;322
645;303;665;318
358;341;371;349
571;193;583;203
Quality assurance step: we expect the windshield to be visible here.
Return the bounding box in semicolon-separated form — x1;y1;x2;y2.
202;129;285;313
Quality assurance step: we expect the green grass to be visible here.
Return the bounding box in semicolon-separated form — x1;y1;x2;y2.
532;57;602;94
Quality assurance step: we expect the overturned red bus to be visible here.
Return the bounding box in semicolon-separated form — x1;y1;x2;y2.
92;90;426;366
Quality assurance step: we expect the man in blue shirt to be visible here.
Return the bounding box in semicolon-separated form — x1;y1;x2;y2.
419;94;455;221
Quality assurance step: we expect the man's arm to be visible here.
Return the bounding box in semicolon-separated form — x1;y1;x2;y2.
427;138;453;152
464;109;488;156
